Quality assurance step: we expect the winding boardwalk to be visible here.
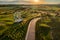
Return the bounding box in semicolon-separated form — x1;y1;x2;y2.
25;18;41;40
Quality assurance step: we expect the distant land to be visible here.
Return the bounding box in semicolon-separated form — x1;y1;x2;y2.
0;4;60;7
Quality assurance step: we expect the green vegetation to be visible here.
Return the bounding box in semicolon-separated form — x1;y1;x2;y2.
0;5;60;40
0;5;41;40
36;10;60;40
36;16;52;40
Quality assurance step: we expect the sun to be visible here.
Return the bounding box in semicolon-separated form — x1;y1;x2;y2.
30;0;46;4
34;0;39;2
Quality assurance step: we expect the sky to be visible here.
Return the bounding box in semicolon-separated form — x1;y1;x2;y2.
0;0;60;4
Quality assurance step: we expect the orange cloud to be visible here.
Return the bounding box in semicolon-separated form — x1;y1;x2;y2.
29;0;47;4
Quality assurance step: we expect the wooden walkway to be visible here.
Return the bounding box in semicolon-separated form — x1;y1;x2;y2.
25;18;40;40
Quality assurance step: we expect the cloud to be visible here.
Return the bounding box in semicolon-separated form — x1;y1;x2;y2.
0;0;60;4
0;0;16;2
0;0;32;4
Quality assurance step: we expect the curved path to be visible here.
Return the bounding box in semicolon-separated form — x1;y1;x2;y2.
25;18;41;40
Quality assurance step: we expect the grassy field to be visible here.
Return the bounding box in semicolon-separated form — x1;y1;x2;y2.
0;5;60;40
0;5;41;40
35;5;60;40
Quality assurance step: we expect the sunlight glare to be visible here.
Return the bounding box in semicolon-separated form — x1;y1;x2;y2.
34;0;39;2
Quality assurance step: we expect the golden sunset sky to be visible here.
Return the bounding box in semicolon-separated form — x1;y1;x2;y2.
0;0;60;4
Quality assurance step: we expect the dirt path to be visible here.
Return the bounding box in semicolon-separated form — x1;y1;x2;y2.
25;18;41;40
